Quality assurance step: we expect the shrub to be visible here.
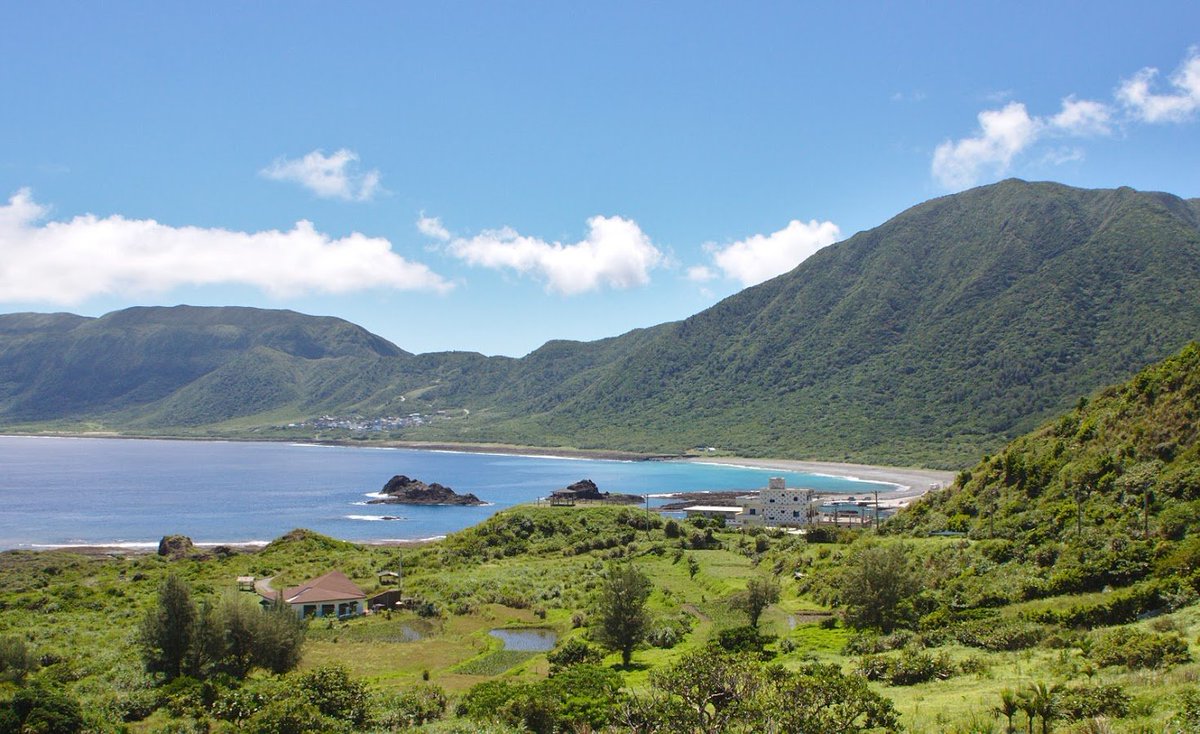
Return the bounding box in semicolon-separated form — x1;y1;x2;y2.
294;665;371;727
1087;628;1191;670
713;626;776;658
244;698;346;734
377;683;448;728
854;650;955;686
546;638;602;673
953;619;1045;651
1055;683;1131;721
0;636;38;683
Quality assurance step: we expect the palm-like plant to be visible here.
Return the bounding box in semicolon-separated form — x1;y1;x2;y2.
993;688;1020;734
1025;681;1062;734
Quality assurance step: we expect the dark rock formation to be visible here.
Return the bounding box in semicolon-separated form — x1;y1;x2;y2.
549;479;643;504
157;534;195;558
368;475;485;506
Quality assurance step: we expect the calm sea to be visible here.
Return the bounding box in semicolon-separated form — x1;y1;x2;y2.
0;436;894;549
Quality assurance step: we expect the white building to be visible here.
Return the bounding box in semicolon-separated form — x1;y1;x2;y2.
730;477;819;528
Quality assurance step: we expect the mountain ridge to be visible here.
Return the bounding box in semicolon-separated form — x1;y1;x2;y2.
3;179;1199;468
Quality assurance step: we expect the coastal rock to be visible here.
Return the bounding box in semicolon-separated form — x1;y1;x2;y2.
157;534;195;558
549;479;643;504
368;475;485;506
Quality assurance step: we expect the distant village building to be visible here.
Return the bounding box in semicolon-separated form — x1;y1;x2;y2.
260;570;366;619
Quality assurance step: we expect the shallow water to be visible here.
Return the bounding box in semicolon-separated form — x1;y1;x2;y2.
489;628;558;651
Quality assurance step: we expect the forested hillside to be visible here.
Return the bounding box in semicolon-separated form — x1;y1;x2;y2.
3;180;1200;467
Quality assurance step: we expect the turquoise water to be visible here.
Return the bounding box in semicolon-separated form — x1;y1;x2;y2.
0;436;894;549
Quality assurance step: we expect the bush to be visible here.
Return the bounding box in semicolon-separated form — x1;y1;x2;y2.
244;698;347;734
854;650;955;686
953;619;1045;651
294;665;371;726
1087;628;1191;669
714;626;776;658
0;636;38;683
377;683;448;728
4;683;85;734
546;638;602;673
1055;683;1131;721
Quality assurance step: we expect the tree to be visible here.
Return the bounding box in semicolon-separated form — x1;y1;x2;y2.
139;574;198;680
594;563;652;667
687;555;701;579
733;576;780;628
838;542;923;633
252;598;307;674
650;648;761;734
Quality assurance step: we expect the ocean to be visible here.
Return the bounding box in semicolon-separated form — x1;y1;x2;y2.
0;436;895;549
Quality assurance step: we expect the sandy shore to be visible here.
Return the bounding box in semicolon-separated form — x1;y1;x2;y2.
685;457;956;507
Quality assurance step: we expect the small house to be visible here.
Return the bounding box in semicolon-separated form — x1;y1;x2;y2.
261;570;366;619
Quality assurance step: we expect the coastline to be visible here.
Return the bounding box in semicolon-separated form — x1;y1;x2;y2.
684;457;956;507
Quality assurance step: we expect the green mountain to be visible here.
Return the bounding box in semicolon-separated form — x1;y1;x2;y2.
889;340;1200;602
428;179;1200;465
3;180;1199;467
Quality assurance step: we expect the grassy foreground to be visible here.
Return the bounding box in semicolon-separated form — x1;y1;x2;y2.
2;505;1198;733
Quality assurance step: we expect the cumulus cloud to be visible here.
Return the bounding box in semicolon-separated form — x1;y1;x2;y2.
1117;47;1200;123
0;189;451;304
447;215;664;295
705;219;842;287
686;265;716;282
260;149;381;201
417;214;451;241
932;103;1041;189
1049;96;1113;136
933;49;1200;189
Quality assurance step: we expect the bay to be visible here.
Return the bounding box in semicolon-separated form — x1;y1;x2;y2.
0;436;894;549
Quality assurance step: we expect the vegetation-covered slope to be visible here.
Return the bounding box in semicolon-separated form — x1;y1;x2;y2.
465;180;1200;466
4;181;1200;468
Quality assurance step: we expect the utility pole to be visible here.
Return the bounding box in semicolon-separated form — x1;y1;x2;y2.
873;489;880;531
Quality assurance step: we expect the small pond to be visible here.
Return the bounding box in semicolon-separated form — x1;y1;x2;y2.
489;628;558;651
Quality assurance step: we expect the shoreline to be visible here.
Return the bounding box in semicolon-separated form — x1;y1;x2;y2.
683;457;956;507
1;434;957;552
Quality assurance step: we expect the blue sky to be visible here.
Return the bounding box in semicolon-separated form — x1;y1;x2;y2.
1;3;1198;356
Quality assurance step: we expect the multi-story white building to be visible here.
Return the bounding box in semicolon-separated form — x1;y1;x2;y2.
730;477;819;528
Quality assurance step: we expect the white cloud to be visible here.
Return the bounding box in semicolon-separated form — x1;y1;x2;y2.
934;48;1200;189
706;219;841;287
932;102;1040;189
260;149;381;201
1117;48;1200;123
447;215;664;295
1049;96;1112;136
0;189;451;304
686;265;716;282
417;214;451;241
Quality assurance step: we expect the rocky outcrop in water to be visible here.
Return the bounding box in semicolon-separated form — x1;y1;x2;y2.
549;479;643;504
368;475;485;506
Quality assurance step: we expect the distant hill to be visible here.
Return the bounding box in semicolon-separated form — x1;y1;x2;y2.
2;180;1199;467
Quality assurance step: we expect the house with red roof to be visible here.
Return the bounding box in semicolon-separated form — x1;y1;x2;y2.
260;570;366;619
